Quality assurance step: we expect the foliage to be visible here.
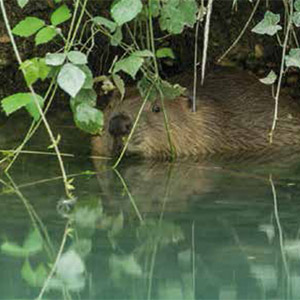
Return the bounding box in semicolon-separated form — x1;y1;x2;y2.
1;0;199;137
2;0;300;164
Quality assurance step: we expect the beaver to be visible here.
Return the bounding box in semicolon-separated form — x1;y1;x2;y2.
92;68;300;159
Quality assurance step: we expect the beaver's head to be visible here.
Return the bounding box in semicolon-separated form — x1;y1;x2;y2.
91;86;215;159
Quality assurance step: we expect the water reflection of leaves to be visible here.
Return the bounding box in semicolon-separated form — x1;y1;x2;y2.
48;249;86;292
21;259;48;287
1;228;43;257
110;253;143;280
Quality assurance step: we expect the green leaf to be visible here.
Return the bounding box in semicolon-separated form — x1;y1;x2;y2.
17;0;29;8
25;94;45;121
67;51;88;65
1;92;44;120
293;11;300;27
259;70;277;85
132;50;154;57
112;74;125;100
35;26;57;45
110;26;123;46
252;11;282;36
149;0;161;18
113;56;144;79
70;88;97;112
74;103;103;134
160;80;186;100
138;77;185;101
1;93;33;115
111;0;143;26
51;4;72;26
38;58;51;80
156;47;175;59
285;48;300;68
78;65;93;89
57;63;86;97
20;58;40;86
93;16;117;32
20;58;50;85
45;52;66;66
295;0;300;12
12;17;45;37
159;0;198;34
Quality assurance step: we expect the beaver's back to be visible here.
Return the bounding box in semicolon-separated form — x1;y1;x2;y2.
190;70;300;152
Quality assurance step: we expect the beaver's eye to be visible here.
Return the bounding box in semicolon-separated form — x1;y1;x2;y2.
152;104;161;113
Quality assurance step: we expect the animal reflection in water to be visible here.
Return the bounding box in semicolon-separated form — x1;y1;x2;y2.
92;159;300;299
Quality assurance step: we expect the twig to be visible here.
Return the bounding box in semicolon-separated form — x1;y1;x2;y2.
201;0;214;85
148;0;159;77
113;83;155;168
218;0;261;63
269;0;293;143
192;5;202;112
0;149;74;157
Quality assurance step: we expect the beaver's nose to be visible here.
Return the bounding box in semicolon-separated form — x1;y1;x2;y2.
108;114;132;137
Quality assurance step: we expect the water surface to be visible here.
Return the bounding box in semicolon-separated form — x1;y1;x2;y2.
1;150;300;299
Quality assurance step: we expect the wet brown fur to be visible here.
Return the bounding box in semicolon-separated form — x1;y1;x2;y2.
92;68;300;159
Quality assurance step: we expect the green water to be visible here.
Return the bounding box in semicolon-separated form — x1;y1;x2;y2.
1;151;300;300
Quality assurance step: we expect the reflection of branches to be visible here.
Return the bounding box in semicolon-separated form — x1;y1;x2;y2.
37;220;71;300
114;169;143;223
269;175;289;277
0;171;95;195
147;243;158;300
3;174;54;258
192;221;196;298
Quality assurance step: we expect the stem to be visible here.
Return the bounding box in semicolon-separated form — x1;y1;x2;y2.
148;0;159;77
65;0;80;51
113;84;155;168
269;0;293;143
0;0;71;198
4;79;57;171
192;5;202;113
218;0;261;63
1;149;74;157
157;86;175;160
68;0;89;51
201;0;214;85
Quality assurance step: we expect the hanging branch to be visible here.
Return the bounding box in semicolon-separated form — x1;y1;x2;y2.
201;0;214;86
